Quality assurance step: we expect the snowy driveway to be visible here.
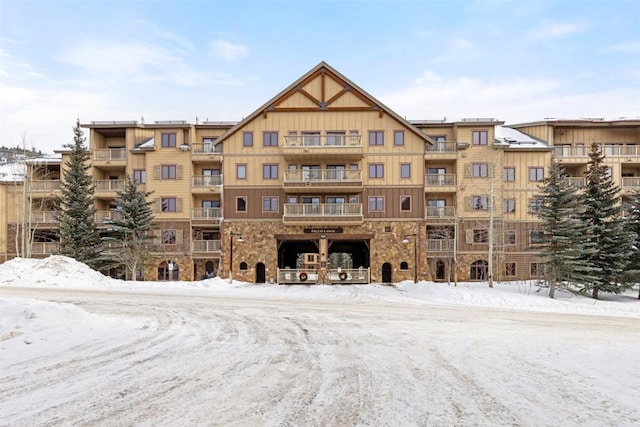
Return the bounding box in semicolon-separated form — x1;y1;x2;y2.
1;286;639;427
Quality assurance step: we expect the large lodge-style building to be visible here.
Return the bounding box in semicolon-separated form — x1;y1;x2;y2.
1;62;639;284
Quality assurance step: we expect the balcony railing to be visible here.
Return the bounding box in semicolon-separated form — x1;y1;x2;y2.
30;180;61;191
192;207;222;221
192;143;222;154
31;242;59;254
30;210;57;224
192;175;222;187
192;240;221;252
425;174;456;186
95;180;124;192
427;239;454;252
426;141;457;153
283;134;362;147
96;210;123;223
426;206;456;218
622;177;640;188
567;177;586;188
554;144;640;158
94;148;126;161
283;169;361;183
284;203;362;217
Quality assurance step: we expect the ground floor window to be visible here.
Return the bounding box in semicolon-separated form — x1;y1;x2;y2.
470;260;488;280
158;260;179;281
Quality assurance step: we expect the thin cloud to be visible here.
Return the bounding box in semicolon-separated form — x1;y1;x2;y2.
210;40;249;61
604;40;640;53
531;21;582;39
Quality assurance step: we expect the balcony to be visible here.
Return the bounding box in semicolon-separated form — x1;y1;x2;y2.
93;148;126;169
425;141;457;159
192;239;221;254
554;144;640;163
31;242;59;255
25;180;61;198
283;203;363;225
192;175;222;194
622;177;640;190
30;210;58;226
191;143;222;163
283;169;363;193
425;206;456;220
282;134;363;161
96;210;123;226
567;177;586;188
95;180;124;198
426;239;455;253
425;174;457;192
192;208;222;226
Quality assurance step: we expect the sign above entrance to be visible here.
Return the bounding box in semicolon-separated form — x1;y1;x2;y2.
304;227;343;234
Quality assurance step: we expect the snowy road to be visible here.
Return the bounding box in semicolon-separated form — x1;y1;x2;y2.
1;286;639;427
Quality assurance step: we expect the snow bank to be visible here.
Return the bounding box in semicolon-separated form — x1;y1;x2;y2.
0;255;112;287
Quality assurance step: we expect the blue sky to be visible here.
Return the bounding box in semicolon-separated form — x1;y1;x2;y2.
1;0;639;154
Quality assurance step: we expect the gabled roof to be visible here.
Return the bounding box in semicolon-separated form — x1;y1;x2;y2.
215;61;432;145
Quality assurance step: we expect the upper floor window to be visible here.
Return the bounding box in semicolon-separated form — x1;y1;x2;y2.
161;165;177;180
369;131;384;146
473;229;488;243
529;230;546;244
505;230;516;245
161;229;176;244
161;133;176;147
263;164;278;179
472;130;488;145
503;167;516;182
236;196;247;212
243;132;253;147
529;198;544;214
263;197;278;212
133;169;146;184
237;164;247;180
369;196;384;212
529;167;544;182
394;131;404;146
504;199;516;214
327;131;346;146
473;196;488;210
369;163;384;178
473;163;489;178
401;196;411;211
263;131;278;147
161;197;177;212
400;163;411;179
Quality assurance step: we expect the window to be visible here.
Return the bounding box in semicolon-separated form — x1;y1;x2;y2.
263;197;278;212
530;262;545;277
302;131;320;146
161;230;176;244
503;167;516;182
369;163;384;178
473;163;489;178
504;199;516;214
528;198;543;214
237;164;247;179
263;131;278;147
327;131;345;146
161;165;177;179
394;131;404;146
401;196;411;211
505;230;516;245
470;260;488;280
400;163;411;179
472;131;488;145
263;164;278;179
236;197;247;212
161;197;177;212
161;133;176;147
473;196;488;210
369;196;384;212
133;169;146;184
473;229;488;244
243;132;253;147
400;261;409;270
505;263;516;277
530;230;545;244
369;131;384;146
529;167;544;182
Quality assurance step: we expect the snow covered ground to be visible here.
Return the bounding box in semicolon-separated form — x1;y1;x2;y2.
1;256;639;426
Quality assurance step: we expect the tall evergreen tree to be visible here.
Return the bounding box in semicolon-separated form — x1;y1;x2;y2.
101;174;155;280
536;162;597;298
623;190;640;298
579;143;634;299
55;120;101;268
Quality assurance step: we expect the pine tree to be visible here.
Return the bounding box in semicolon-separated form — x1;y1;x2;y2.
536;162;597;298
55;120;101;269
101;175;155;280
623;190;640;298
579;143;634;299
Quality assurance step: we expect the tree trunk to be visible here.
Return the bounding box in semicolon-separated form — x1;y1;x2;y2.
592;287;599;300
549;280;556;299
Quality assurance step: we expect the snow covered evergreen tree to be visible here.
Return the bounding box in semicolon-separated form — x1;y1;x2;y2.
623;190;640;298
101;174;155;281
536;162;597;298
55;120;101;269
579;143;634;299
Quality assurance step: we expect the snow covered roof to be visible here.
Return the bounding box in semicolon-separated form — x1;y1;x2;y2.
494;126;549;149
0;161;26;182
134;137;155;150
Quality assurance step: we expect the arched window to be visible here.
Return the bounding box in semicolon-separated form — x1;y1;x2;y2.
240;261;248;271
158;260;179;281
400;261;409;270
470;260;488;280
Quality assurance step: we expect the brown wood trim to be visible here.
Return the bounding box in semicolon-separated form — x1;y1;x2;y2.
299;88;321;106
274;233;374;240
325;88;348;106
321;71;325;101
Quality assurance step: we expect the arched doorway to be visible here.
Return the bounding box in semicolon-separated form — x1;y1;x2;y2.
470;260;488;280
436;259;446;281
158;260;179;281
204;260;215;279
382;262;392;284
256;262;266;284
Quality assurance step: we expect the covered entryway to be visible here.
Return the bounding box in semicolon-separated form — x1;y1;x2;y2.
436;259;446;281
255;262;266;283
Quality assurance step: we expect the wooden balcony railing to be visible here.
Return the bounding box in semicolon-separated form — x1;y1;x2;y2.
94;148;126;161
31;242;59;254
622;177;640;188
192;175;222;187
96;210;123;223
30;180;61;191
283;134;362;147
426;141;457;153
425;174;456;186
192;143;222;154
283;169;362;182
427;239;454;251
192;207;222;221
95;180;124;192
426;206;456;218
192;240;221;252
283;203;362;217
